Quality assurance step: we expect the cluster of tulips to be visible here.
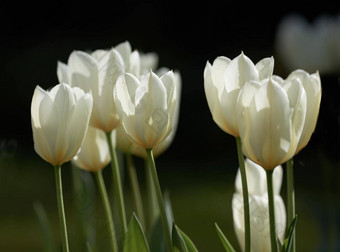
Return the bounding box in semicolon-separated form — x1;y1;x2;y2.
31;41;321;252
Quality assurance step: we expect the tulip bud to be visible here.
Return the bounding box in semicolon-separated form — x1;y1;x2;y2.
204;52;274;137
31;83;93;166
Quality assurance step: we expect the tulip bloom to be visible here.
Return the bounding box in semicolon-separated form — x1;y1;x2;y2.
114;70;176;149
57;41;143;132
73;126;113;172
237;77;307;170
276;14;340;74
116;70;181;158
232;159;286;252
31;83;93;166
204;52;274;137
285;70;321;154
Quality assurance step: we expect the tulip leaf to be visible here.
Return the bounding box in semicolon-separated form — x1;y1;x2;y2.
215;223;236;252
33;201;57;252
149;215;167;252
123;213;150;252
282;216;297;252
172;223;189;252
172;224;198;252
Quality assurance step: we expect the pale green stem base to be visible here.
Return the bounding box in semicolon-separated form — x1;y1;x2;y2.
146;148;173;252
105;131;128;235
236;137;250;252
54;165;69;252
126;152;145;228
94;170;118;252
286;158;296;252
266;170;277;252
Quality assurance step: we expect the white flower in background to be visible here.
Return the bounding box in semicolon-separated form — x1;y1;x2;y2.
72;126;115;172
31;83;93;166
204;52;274;137
57;41;143;132
114;70;176;149
116;69;181;157
236;76;307;170
276;13;340;74
232;159;286;252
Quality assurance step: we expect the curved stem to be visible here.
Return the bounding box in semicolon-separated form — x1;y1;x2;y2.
145;158;159;231
235;137;250;252
266;170;277;252
286;158;296;252
54;165;69;252
105;131;128;234
94;170;118;252
126;152;145;228
146;148;173;252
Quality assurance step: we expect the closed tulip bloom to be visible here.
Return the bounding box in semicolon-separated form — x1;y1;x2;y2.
233;159;286;252
72;126;113;172
117;70;181;158
237;77;307;170
31;83;93;166
204;52;274;137
114;70;176;149
232;159;286;252
285;70;321;154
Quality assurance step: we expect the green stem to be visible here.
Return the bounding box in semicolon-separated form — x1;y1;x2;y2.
145;158;159;231
286;158;296;252
146;148;173;252
266;170;277;252
235;137;250;252
126;152;146;228
94;171;118;252
105;131;128;234
54;165;69;252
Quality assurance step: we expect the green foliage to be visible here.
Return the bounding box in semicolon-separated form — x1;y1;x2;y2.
172;224;199;252
123;213;150;252
215;223;236;252
33;201;57;252
281;216;297;252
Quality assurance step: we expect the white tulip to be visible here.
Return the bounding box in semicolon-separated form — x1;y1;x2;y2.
114;70;176;149
285;70;322;154
31;83;93;166
232;159;286;252
116;70;181;158
204;52;274;137
276;14;340;74
72;126;112;172
57;41;144;132
237;77;307;170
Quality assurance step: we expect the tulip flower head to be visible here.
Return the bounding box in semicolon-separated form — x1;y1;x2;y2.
276;14;340;74
286;70;321;154
204;52;274;137
232;159;286;252
114;70;176;149
31;83;93;166
237;77;307;170
116;69;181;158
72;126;113;172
57;41;144;132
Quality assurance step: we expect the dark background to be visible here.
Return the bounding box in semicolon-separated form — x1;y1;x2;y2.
1;1;340;251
